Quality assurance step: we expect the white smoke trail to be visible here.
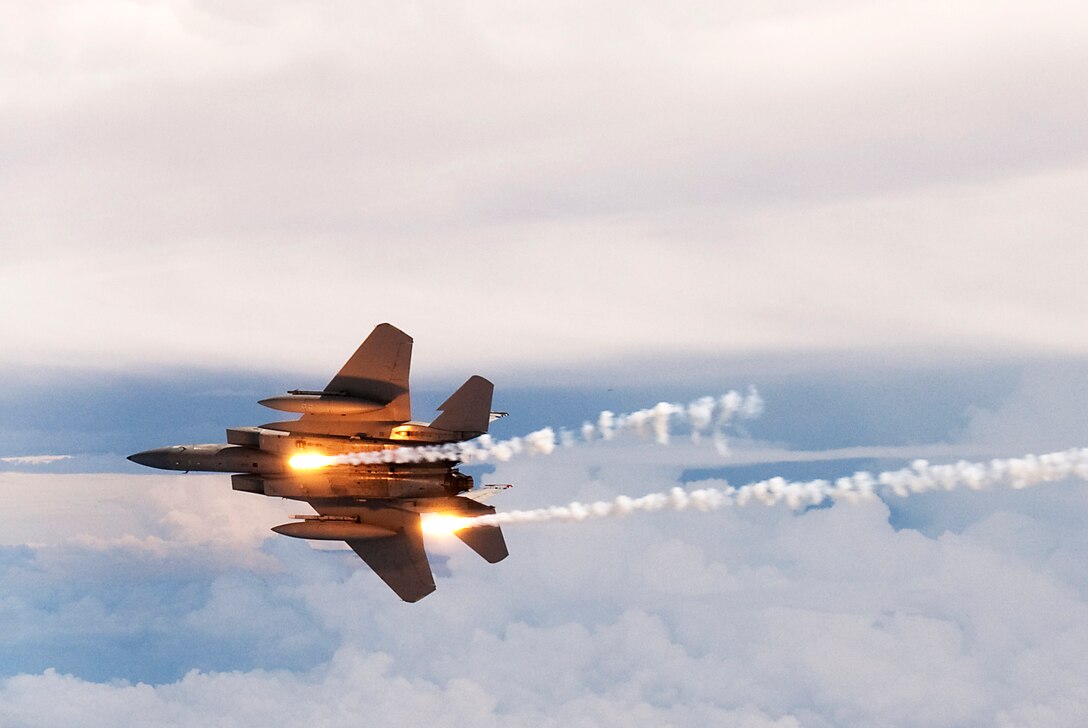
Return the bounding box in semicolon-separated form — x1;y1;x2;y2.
329;389;763;466
465;448;1088;527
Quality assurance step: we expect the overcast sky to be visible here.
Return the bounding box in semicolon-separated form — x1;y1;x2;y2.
3;1;1088;726
2;0;1088;374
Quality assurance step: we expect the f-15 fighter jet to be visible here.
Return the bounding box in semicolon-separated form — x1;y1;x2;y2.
129;323;508;602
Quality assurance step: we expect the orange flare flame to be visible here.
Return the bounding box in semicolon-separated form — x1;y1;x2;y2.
288;453;337;470
421;513;474;536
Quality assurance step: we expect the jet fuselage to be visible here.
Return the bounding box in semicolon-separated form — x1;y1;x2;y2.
129;429;473;501
127;323;507;602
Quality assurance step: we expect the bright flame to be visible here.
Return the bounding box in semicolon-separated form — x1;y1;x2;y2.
288;453;337;470
421;513;474;536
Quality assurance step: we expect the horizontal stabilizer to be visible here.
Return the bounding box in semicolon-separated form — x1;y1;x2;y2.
455;524;509;563
430;375;494;435
463;484;513;503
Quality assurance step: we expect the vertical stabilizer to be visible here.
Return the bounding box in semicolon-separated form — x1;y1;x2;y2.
429;376;494;435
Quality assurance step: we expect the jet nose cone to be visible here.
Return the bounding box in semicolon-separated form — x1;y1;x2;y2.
128;448;174;470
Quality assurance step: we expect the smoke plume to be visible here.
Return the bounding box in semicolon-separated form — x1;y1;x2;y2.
465;448;1088;527
329;389;763;466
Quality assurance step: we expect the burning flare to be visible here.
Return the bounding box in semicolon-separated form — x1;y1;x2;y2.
421;513;473;536
288;453;337;471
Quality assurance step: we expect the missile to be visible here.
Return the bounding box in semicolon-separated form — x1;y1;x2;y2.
272;519;397;541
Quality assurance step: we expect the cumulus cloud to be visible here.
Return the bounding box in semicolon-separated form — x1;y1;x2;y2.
3;432;1088;726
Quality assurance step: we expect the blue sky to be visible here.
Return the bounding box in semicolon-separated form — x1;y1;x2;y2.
3;2;1088;726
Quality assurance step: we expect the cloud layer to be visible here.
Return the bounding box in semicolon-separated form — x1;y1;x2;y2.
3;438;1088;727
4;2;1088;725
2;0;1087;374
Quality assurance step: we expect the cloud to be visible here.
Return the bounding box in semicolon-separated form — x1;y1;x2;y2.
0;455;71;466
0;644;801;728
2;434;1088;726
0;472;297;549
4;2;1088;723
960;361;1088;452
1;1;1087;373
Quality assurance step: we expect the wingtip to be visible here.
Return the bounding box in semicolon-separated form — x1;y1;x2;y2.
400;585;437;603
373;322;412;340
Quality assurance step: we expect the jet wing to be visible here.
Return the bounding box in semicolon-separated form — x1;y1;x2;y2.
324;323;413;420
314;504;436;602
347;531;435;603
262;323;414;437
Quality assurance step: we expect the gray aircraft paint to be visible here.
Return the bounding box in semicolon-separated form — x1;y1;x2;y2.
129;323;508;602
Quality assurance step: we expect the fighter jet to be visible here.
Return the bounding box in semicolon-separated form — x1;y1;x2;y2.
128;323;509;602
